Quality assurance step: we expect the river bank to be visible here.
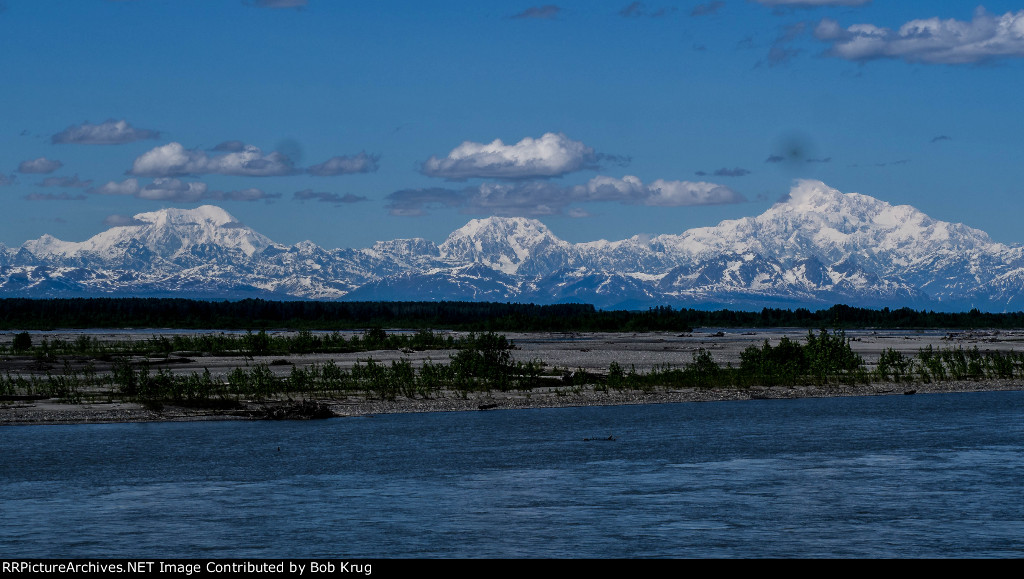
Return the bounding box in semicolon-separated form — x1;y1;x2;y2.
3;378;1022;426
5;327;1024;425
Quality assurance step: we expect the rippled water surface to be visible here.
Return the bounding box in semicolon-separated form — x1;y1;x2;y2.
3;391;1023;558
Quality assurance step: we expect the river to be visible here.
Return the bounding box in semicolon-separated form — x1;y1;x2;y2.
2;391;1022;558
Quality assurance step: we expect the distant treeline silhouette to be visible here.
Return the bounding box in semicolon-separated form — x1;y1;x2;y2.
0;298;1022;331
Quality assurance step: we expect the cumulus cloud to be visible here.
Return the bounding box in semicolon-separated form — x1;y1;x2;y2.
691;2;724;17
815;8;1024;64
94;177;205;202
38;175;92;188
18;157;63;174
577;176;746;207
421;133;597;180
25;192;86;201
385;175;745;216
511;5;560;19
293;189;368;204
104;215;150;227
129;142;295;177
90;178;141;196
307;152;380;176
0;174;15;186
51;119;159;145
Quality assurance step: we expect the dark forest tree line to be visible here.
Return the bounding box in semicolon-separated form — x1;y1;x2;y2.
1;298;1022;331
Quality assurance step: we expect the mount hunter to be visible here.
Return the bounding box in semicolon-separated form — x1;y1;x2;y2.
2;180;1022;311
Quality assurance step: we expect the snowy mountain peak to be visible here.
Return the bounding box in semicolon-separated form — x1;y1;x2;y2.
780;179;848;210
20;233;75;258
767;180;893;230
440;216;570;274
764;180;995;254
20;205;275;263
133;205;239;227
106;205;273;259
443;216;556;243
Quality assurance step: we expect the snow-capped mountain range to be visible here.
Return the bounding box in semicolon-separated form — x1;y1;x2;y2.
3;180;1022;311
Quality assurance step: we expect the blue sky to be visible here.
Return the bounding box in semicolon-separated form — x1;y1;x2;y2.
1;0;1022;248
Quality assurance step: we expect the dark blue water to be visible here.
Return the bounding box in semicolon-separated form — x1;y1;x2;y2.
2;391;1023;558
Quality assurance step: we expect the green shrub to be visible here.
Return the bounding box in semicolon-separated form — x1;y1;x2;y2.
12;332;31;352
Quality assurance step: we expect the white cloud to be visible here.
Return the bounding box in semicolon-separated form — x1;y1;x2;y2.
307;152;379;176
0;174;15;186
18;157;63;174
816;7;1024;64
576;175;647;202
644;179;746;206
90;178;141;196
52;119;159;145
421;133;597;180
128;143;210;177
577;175;746;206
129;142;295;177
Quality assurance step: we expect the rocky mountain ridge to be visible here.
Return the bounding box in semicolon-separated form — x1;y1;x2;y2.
2;180;1021;311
